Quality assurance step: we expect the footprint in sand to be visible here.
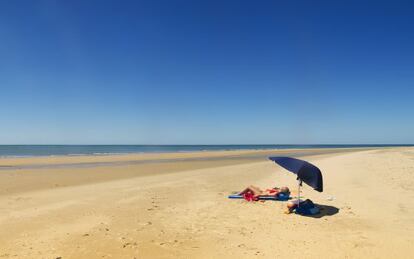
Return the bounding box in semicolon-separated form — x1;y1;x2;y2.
122;242;138;248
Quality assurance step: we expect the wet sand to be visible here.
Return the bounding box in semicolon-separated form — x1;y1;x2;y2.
0;148;362;195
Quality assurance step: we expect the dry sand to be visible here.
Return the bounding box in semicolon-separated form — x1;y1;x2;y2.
0;148;413;258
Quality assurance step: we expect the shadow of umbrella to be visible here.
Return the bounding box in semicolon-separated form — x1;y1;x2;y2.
301;204;340;218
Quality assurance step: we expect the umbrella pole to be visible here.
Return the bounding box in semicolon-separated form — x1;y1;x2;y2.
297;180;301;208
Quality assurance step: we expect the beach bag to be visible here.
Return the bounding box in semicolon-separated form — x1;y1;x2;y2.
295;199;320;215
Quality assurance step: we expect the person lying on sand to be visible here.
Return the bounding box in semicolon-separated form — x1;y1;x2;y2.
239;185;290;201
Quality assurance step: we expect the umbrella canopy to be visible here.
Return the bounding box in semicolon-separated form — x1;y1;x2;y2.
269;156;323;192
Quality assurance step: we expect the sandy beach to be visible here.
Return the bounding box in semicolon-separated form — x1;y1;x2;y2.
0;147;413;258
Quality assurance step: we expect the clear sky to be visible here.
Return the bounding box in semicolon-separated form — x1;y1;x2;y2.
0;0;413;144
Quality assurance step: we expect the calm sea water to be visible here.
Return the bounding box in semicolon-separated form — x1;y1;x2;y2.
0;145;412;157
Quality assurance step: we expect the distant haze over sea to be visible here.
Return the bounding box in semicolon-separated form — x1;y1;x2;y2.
0;145;412;157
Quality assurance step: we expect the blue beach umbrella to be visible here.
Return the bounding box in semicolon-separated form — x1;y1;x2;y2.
269;157;323;204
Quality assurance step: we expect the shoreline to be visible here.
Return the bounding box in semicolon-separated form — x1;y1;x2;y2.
0;146;393;169
0;144;412;159
0;148;368;196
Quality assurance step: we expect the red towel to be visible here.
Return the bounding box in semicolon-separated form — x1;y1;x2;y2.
243;191;258;201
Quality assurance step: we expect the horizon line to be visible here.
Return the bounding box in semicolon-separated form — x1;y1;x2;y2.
0;144;413;146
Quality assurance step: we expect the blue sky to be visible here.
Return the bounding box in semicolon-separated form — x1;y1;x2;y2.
0;0;413;144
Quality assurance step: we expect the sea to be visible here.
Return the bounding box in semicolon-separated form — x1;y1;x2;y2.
0;145;412;157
